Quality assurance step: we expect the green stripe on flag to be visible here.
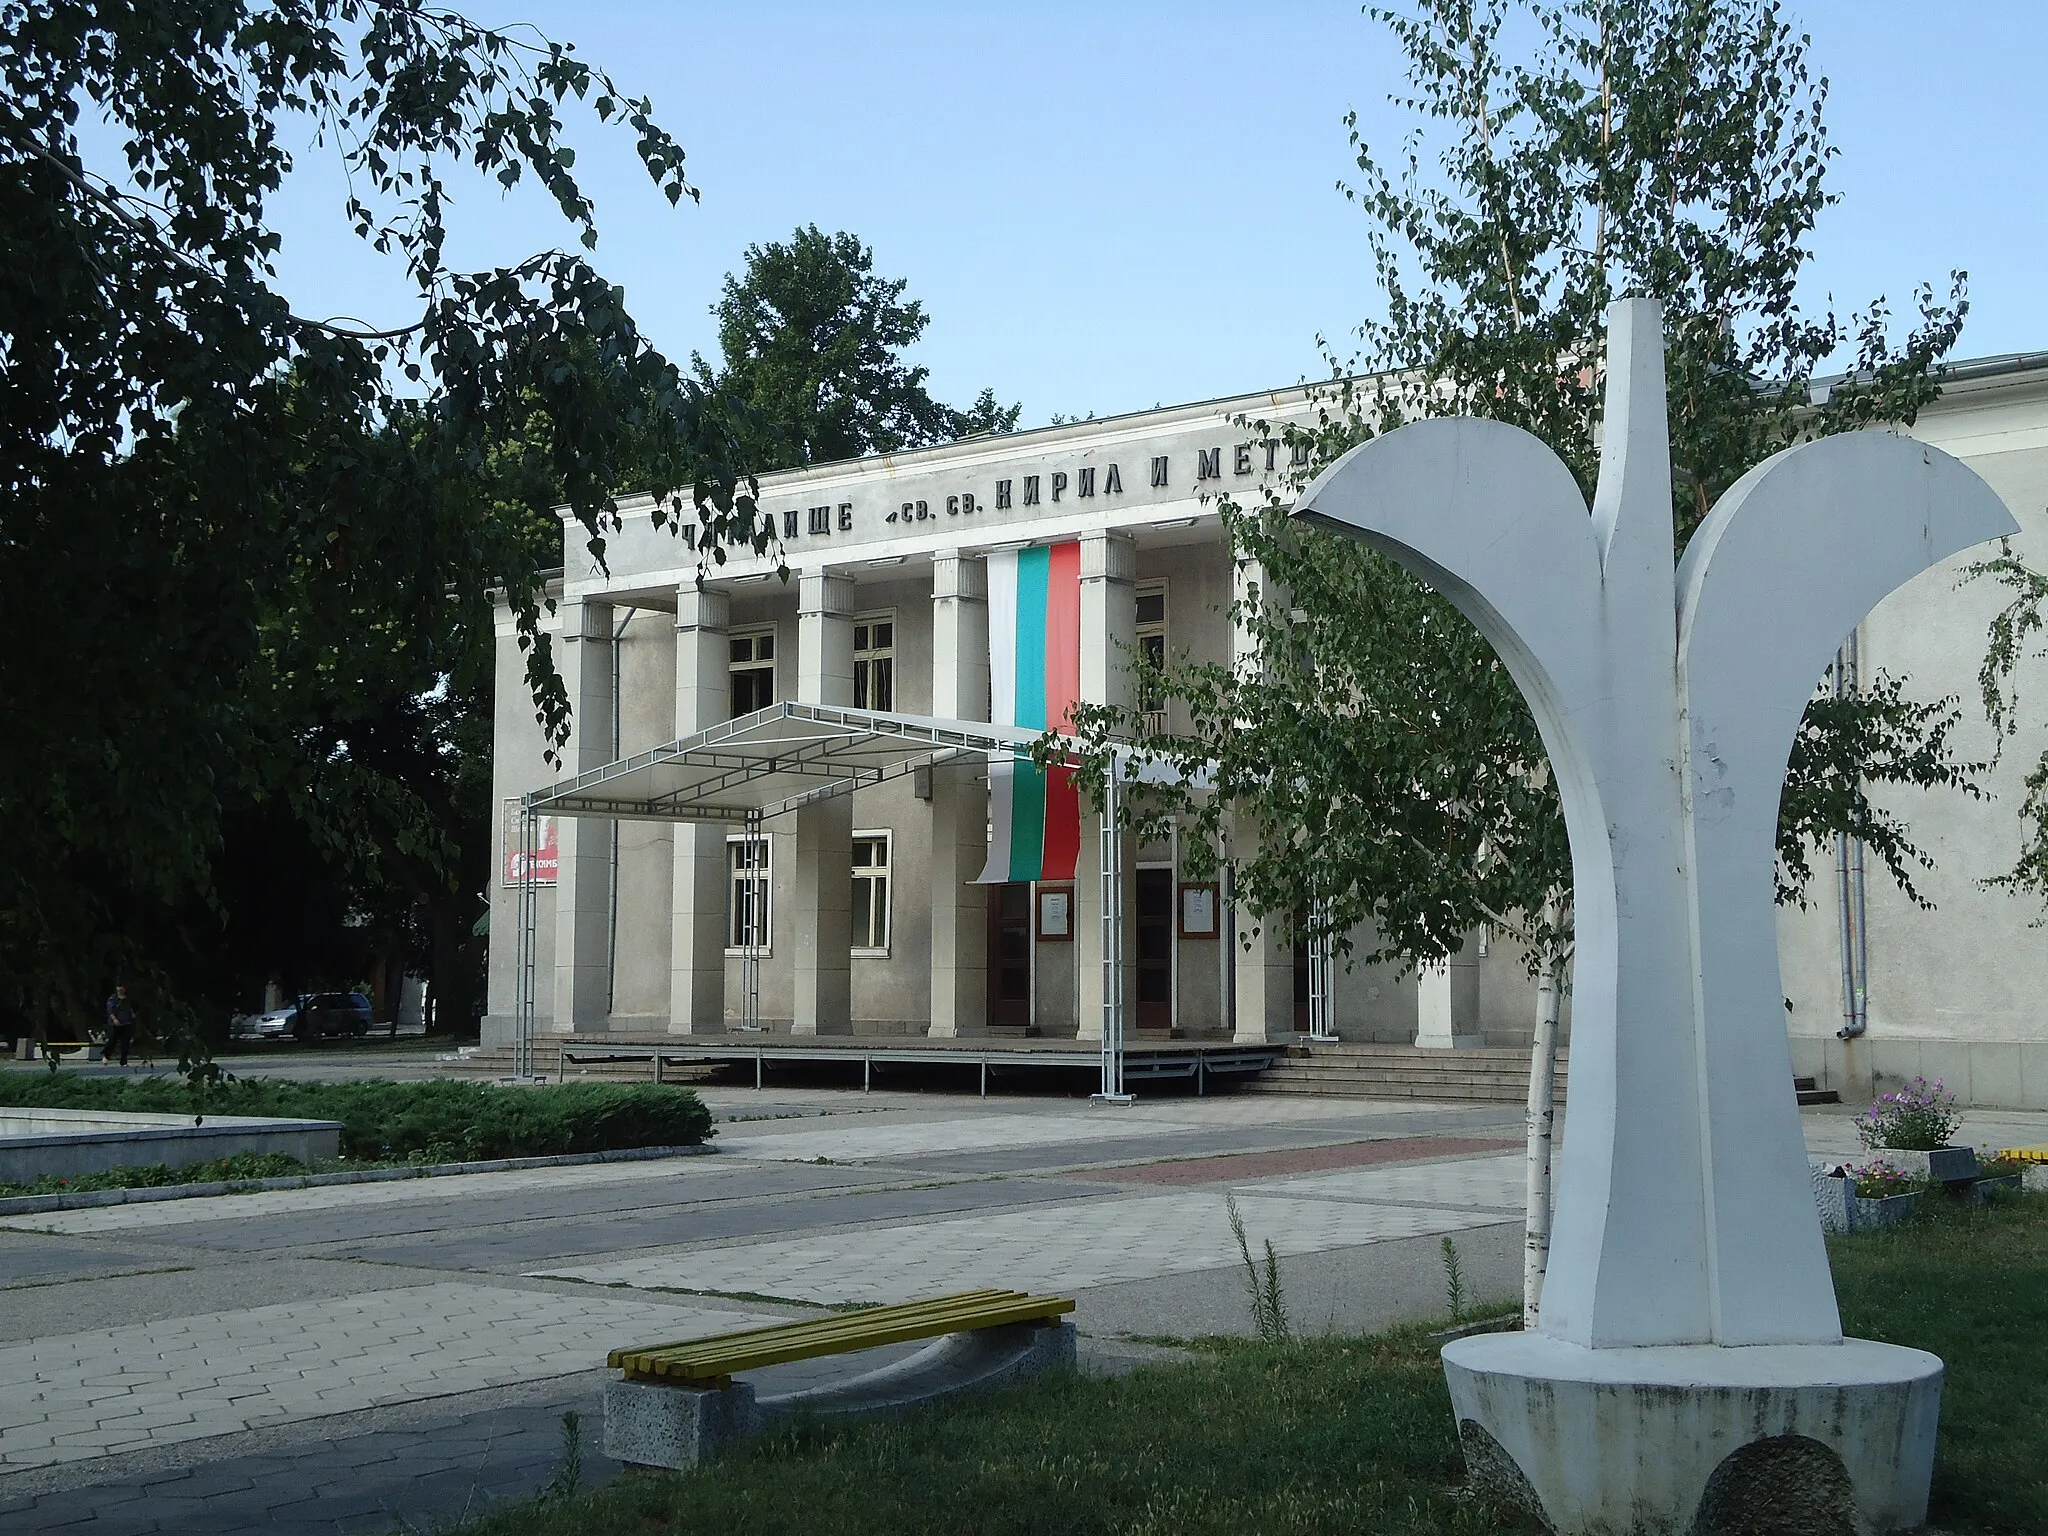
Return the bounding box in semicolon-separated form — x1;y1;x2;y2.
1008;753;1045;880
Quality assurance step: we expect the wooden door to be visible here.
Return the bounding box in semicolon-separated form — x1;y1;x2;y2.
988;884;1032;1030
1135;868;1174;1033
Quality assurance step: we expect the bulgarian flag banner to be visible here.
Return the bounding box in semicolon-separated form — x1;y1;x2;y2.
976;541;1083;883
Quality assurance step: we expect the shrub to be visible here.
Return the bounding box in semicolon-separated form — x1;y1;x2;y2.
0;1151;307;1198
1857;1076;1961;1152
0;1076;713;1162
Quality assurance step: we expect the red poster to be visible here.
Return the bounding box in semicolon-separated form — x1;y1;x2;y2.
502;804;559;886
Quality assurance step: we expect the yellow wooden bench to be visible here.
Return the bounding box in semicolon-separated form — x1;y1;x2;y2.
609;1288;1075;1390
1996;1145;2048;1165
605;1288;1077;1468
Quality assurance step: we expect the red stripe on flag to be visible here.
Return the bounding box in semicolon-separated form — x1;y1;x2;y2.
1044;541;1082;730
1042;762;1081;881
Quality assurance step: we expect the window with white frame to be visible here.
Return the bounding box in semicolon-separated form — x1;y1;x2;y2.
729;628;776;718
851;832;891;953
1135;582;1168;733
727;835;771;950
853;615;895;712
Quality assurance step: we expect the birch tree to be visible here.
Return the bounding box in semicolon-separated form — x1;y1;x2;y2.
1063;0;1979;1321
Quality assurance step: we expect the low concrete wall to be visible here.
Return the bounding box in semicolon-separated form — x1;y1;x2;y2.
0;1109;343;1183
1790;1034;2048;1110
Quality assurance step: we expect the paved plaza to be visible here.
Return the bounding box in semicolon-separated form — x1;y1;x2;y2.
3;1072;2036;1533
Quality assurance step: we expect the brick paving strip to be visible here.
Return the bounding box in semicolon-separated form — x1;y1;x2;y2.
1067;1134;1520;1185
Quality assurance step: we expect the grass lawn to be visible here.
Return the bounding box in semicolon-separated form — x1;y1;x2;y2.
445;1192;2048;1536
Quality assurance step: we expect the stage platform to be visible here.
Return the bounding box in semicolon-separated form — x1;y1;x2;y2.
520;1032;1287;1096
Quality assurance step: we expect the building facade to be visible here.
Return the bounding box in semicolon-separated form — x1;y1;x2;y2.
486;360;2048;1107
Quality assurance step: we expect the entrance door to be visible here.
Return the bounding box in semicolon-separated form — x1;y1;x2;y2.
988;884;1032;1030
1135;868;1174;1032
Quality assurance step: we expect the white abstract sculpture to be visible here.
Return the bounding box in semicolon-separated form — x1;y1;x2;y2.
1293;301;2015;1534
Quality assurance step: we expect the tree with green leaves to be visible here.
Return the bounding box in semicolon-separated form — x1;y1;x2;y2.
0;1;771;1049
697;224;1019;468
1060;0;1980;1316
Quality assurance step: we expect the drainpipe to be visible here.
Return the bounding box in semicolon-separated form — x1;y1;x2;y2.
1834;632;1869;1040
606;607;640;1018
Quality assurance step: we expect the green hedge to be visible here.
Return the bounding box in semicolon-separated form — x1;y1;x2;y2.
0;1075;713;1162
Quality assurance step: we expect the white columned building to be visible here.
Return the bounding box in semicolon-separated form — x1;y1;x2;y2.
484;359;2048;1108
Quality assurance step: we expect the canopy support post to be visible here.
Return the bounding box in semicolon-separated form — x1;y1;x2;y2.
1094;764;1132;1104
514;801;539;1080
1308;899;1339;1041
741;807;763;1034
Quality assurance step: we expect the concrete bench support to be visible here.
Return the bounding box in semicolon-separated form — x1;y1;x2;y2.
605;1319;1076;1470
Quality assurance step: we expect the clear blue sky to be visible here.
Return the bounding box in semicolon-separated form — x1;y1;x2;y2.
259;0;2048;428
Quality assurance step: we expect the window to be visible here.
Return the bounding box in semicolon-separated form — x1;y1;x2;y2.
851;833;891;953
730;629;775;718
1135;582;1168;731
727;836;771;950
853;615;895;712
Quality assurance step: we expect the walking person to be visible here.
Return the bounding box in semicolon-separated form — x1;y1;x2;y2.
104;984;136;1067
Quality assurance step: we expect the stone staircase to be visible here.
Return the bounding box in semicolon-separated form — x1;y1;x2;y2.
1241;1041;1567;1105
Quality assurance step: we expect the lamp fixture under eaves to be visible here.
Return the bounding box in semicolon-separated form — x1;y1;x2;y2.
865;554;907;567
1156;516;1199;530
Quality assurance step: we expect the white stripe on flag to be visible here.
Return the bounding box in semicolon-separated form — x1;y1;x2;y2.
986;548;1018;730
976;754;1015;884
976;549;1021;885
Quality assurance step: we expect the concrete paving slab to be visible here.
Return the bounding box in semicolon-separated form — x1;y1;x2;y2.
0;1151;767;1238
0;1283;772;1471
1246;1152;1529;1211
340;1174;1113;1272
535;1190;1507;1304
0;1235;186;1289
1075;1219;1524;1339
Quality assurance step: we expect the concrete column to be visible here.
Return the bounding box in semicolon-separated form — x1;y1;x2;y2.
552;598;614;1034
1415;932;1484;1048
1224;560;1298;1043
1229;816;1298;1043
929;555;990;1038
670;586;730;1034
792;570;855;1035
1075;533;1136;1043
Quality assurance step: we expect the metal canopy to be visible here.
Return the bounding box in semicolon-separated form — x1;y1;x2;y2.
512;700;1212;1095
525;702;1045;825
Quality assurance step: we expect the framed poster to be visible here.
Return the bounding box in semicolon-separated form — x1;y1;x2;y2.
1036;885;1074;941
1179;882;1219;938
502;801;559;886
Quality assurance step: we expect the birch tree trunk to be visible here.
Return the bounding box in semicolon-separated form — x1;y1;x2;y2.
1523;902;1566;1327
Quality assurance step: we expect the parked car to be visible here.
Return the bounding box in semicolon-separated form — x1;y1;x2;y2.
232;992;373;1042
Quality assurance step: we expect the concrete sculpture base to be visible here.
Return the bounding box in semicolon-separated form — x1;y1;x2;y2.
605;1320;1076;1470
1442;1332;1943;1535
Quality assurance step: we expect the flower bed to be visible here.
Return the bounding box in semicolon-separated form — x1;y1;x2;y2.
1857;1076;1962;1154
